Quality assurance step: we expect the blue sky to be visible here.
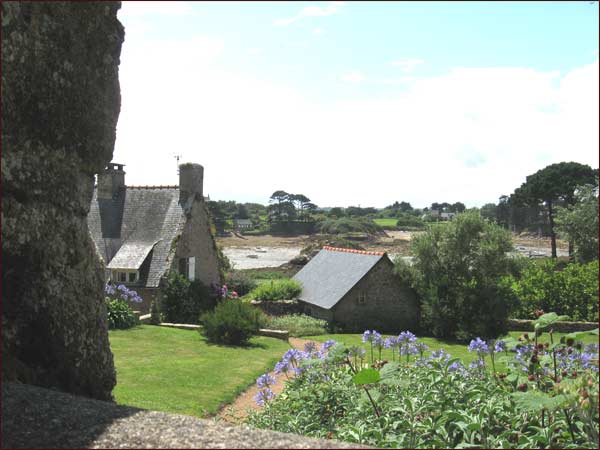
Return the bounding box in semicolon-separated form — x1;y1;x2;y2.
114;1;599;208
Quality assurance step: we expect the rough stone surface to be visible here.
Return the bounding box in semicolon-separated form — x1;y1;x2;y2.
2;2;124;400
251;299;304;316
2;383;368;449
508;319;598;333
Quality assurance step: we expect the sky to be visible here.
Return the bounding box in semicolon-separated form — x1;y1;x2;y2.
114;1;599;208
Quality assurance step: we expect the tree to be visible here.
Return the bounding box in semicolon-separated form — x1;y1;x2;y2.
511;162;596;258
450;202;466;213
235;204;249;219
328;207;345;218
555;182;599;262
399;201;413;212
407;211;516;341
480;203;497;223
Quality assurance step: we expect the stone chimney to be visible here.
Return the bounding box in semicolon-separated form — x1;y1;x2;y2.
97;163;125;199
179;163;204;205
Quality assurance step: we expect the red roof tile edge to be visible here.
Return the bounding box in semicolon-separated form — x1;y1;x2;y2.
322;246;385;256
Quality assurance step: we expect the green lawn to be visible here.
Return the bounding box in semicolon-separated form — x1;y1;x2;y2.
373;218;398;228
109;325;291;417
308;331;597;368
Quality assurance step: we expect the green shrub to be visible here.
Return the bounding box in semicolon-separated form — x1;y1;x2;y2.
225;271;258;296
200;300;267;345
408;211;518;341
267;314;327;337
161;272;217;324
509;259;599;321
149;298;161;325
106;298;139;330
248;279;302;301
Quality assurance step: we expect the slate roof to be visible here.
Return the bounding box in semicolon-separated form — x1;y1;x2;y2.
292;246;387;309
88;187;186;287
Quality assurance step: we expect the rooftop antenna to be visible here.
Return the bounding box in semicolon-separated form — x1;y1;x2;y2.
174;154;181;175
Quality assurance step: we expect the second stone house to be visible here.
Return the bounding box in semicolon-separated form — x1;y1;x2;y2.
87;162;221;312
293;246;420;332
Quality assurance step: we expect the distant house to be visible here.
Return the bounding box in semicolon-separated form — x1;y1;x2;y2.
440;212;456;221
292;246;419;332
233;218;253;230
87;162;221;313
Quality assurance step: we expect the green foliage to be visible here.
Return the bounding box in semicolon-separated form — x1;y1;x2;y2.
225;271;258;296
408;211;517;341
395;215;425;229
317;217;383;235
247;279;302;301
149;298;161;325
106;298;139;330
509;259;599;321
200;300;267;345
511;162;596;257
216;244;232;278
555;182;599;262
161;272;216;324
267;314;327;337
248;328;599;448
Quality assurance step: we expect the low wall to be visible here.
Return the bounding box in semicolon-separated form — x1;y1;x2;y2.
251;300;303;316
2;383;366;449
508;319;598;333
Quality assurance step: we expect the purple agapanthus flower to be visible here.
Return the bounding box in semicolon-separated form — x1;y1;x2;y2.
397;331;417;344
304;342;317;354
468;338;489;355
383;337;399;349
256;374;276;389
494;340;506;354
429;349;451;361
254;388;275;406
362;330;382;345
449;361;466;373
414;342;429;355
321;340;338;352
349;346;366;358
469;359;485;370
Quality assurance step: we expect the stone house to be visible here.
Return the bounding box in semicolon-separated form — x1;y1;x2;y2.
292;246;419;332
233;218;253;230
87;162;220;313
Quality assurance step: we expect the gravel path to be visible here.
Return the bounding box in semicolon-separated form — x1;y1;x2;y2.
215;337;318;424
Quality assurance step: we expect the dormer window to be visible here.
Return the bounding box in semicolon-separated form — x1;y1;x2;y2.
111;270;139;284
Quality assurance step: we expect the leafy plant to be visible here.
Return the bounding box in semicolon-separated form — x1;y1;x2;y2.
106;299;139;330
224;271;258;296
161;272;217;324
200;299;267;345
267;314;327;337
509;259;598;321
247;279;302;301
407;211;518;341
104;283;142;330
247;319;599;448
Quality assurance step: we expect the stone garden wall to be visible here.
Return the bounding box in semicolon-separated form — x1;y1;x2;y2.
508;319;598;333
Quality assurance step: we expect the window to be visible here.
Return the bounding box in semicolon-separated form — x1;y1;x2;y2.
128;272;137;283
118;272;127;282
357;293;367;305
179;257;196;281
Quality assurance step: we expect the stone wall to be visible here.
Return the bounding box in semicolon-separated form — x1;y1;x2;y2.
508;319;598;333
174;200;221;288
333;258;420;332
251;300;304;316
2;2;124;400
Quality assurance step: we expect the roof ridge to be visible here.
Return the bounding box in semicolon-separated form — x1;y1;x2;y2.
322;245;385;256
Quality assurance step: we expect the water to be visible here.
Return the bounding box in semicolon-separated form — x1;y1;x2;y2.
222;247;302;270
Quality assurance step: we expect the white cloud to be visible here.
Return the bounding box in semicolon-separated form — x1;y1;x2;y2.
247;47;263;55
273;2;344;26
114;28;599;208
391;58;424;72
119;1;197;19
313;28;325;36
340;71;365;83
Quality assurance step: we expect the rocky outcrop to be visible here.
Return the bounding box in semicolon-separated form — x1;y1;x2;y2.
2;2;124;400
